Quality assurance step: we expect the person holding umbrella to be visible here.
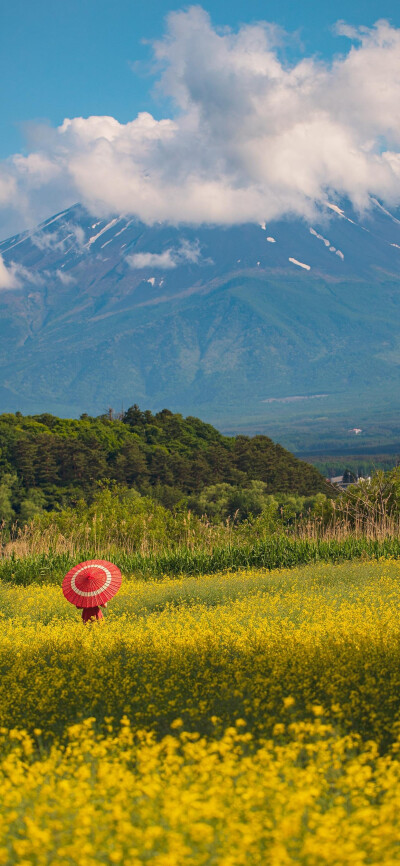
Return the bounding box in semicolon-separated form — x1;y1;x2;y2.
62;559;122;623
81;603;107;624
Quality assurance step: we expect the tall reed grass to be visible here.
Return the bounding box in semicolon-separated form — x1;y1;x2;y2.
1;483;399;585
1;536;399;585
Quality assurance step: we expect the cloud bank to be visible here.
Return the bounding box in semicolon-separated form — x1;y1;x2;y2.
2;7;400;235
0;254;46;290
128;250;178;269
127;239;201;269
0;255;20;289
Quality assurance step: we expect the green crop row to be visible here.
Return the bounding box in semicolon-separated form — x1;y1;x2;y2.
1;534;400;585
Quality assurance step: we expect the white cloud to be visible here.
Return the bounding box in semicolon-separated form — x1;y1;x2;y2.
0;174;16;206
0;255;45;289
0;255;20;289
0;251;77;289
177;238;201;263
31;221;85;253
31;230;64;252
127;239;201;269
2;9;400;233
55;269;76;285
128;250;177;269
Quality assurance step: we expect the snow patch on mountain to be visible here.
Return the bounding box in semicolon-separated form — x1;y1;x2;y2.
289;258;311;271
326;203;345;217
371;199;400;226
326;203;356;226
309;227;344;260
87;218;120;247
114;222;133;238
310;227;331;247
40;210;70;229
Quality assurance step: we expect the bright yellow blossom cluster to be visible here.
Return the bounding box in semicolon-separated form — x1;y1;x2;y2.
2;717;400;865
1;561;400;744
1;559;400;863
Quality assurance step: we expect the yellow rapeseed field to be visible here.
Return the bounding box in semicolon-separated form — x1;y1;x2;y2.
1;559;400;863
3;717;400;866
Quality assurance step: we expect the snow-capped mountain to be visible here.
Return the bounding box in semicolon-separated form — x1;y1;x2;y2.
0;199;399;451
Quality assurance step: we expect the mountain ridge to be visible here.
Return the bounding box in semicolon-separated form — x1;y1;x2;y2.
0;199;399;451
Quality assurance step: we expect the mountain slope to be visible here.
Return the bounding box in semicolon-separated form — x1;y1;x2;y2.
0;200;399;450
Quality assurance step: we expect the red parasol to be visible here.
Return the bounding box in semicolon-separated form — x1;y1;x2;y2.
62;559;122;609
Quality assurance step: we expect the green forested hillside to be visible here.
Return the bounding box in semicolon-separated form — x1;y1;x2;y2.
304;454;400;479
0;406;331;522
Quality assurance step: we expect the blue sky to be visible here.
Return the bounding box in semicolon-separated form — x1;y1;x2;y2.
1;0;400;241
1;0;399;158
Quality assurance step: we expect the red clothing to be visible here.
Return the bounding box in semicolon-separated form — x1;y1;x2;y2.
81;606;104;624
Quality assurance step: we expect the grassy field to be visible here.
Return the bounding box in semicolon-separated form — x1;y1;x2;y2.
2;559;400;864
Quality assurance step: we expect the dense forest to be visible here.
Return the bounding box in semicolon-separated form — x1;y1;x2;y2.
0;406;332;525
306;454;400;479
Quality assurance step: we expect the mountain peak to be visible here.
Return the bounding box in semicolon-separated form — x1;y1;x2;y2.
0;200;399;452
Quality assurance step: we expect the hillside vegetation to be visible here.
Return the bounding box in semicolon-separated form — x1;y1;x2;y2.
305;453;400;479
0;406;331;525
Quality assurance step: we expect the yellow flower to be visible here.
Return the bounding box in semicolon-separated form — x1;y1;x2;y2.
1;560;400;863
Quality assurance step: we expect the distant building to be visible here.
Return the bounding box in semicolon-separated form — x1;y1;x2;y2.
327;474;371;490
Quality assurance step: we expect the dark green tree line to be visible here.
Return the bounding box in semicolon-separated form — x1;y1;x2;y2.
0;406;332;525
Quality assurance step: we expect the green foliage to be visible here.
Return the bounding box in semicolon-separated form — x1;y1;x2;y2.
18;489;47;524
1;535;399;586
187;482;324;526
187;480;276;522
0;406;331;529
36;485;195;552
306;455;400;479
335;467;400;525
0;474;16;524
